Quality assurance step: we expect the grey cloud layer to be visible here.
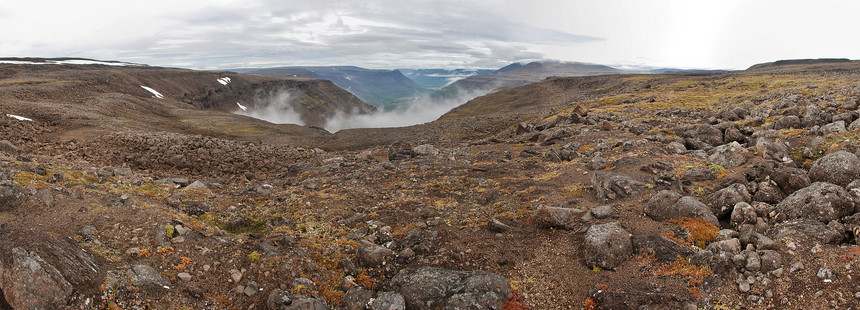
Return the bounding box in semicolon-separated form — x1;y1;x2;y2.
111;0;601;69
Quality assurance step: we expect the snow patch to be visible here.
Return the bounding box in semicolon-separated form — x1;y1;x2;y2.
217;77;231;85
6;114;32;121
140;86;164;99
236;102;247;111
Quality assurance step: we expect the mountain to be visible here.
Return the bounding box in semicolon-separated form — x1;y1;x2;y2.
399;68;494;90
237;66;427;109
432;60;622;98
0;58;374;138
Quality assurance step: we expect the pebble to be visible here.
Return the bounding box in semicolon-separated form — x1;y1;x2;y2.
244;281;259;297
203;264;211;271
786;241;797;251
488;219;511;233
790;262;804;273
81;225;98;236
177;273;192;281
230;269;242;283
814;290;823;298
817;266;833;283
590;205;613;219
175;225;189;236
855;292;860;299
739;280;750;293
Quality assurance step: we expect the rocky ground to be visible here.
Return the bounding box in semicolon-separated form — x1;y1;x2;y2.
1;61;860;309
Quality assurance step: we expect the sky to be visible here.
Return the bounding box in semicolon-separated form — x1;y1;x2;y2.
2;0;859;70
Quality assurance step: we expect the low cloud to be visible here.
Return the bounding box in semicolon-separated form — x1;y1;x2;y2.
322;88;491;132
237;88;305;126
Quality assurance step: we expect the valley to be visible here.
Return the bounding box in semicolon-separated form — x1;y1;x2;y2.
0;58;859;310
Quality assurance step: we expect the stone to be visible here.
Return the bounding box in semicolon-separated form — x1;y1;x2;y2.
645;192;719;226
770;220;843;244
739;280;750;293
244;281;259;296
775;182;854;223
755;138;791;162
706;238;742;254
177;272;192;281
583;222;633;270
368;291;406;310
387;266;510;310
590;205;613;219
186;180;209;191
0;140;19;155
696;124;724;146
817;266;833;282
412;144;440;156
745;251;761;271
820;121;847;135
752;181;785;204
683;168;716;181
708;184;751;218
758;250;783;273
358;240;394;267
589;156;607;170
724;127;747;143
0;224;100;309
81;225;98;236
591;172;644;202
667;141;687;154
533;205;585;229
488;219;511;233
771;167;811;195
773;115;801;129
128;264;170;291
588;288;695;310
808;151;860;186
267;289;330;310
342;287;375;310
230;269;243;283
0;179;29;211
632;233;696;263
709;142;750;169
730;202;757;228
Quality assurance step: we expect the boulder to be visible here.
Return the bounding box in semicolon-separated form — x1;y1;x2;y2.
342;287;375;310
267;289;330;310
757;250;783;273
588;287;694;310
0;179;29;212
682;168;715;182
645;191;719;226
369;292;406;310
803;105;822;126
387;267;510;310
773;115;801;130
632;234;696;263
412;145;440;156
706;184;751;218
775;182;854;223
723;127;746;143
591;172;644;202
583;222;632;270
808;151;860;186
0;223;99;309
770;220;843;244
752;181;785;204
771;167;811;195
358;241;394;267
708;142;750;169
820;121;846;135
695;124;724;146
730;202;757;228
667;141;687;154
755;138;790;162
128;264;170;291
0;140;18;155
533;205;585;229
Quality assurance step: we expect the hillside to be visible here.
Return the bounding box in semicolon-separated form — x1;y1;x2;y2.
0;59;859;309
399;68;494;90
239;66;427;109
432;60;623;98
0;58;376;142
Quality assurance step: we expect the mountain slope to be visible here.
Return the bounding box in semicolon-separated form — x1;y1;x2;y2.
433;61;622;98
399;68;494;90
0;58;375;140
239;66;427;109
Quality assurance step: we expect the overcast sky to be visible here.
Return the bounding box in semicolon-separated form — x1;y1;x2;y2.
2;0;858;70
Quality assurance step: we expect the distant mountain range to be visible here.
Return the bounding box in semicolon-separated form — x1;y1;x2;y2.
235;66;427;110
399;69;495;90
431;61;623;98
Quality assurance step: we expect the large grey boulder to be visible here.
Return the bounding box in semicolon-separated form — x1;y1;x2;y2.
707;184;751;218
773;115;801;130
808;151;860;186
708;142;750;169
775;182;854;223
695;124;724;146
769;220;844;244
0;223;99;309
591;172;644;202
583;222;632;270
645;191;719;226
755;138;790;162
0;179;29;212
771;167;811;195
533;205;585;229
387;267;510;310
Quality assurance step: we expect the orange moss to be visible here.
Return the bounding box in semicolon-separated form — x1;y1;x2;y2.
502;291;528;310
583;297;598;310
640;256;712;298
669;217;718;248
354;271;379;290
841;246;860;262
